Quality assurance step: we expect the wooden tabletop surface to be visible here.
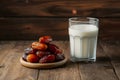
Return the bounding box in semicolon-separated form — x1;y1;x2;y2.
0;41;120;80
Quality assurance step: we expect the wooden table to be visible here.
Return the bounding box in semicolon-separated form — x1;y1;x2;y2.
0;41;120;80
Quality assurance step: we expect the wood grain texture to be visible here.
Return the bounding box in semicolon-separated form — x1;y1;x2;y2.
0;41;120;80
38;41;81;80
0;0;119;40
100;41;120;80
0;0;119;17
0;18;119;40
0;41;15;69
78;43;118;80
0;18;68;40
0;41;39;80
99;18;120;41
100;41;120;60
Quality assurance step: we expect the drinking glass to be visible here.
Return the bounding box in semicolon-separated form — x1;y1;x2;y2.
68;17;99;62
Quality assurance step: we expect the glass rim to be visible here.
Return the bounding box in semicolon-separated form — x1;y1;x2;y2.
69;17;99;22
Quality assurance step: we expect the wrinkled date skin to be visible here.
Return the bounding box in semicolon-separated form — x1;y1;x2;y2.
32;42;47;51
22;36;65;63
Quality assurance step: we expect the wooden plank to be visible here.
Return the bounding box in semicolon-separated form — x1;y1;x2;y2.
0;41;39;80
0;41;120;80
99;18;120;41
100;41;120;60
0;18;68;40
38;41;81;80
0;41;15;67
0;0;119;17
100;41;120;80
0;18;119;40
78;42;118;80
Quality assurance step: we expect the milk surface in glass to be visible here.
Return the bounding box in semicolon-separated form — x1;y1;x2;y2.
69;24;98;62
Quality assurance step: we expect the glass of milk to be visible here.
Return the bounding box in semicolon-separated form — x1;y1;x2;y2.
68;17;99;62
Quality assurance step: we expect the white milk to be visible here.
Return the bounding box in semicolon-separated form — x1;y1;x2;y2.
69;24;98;61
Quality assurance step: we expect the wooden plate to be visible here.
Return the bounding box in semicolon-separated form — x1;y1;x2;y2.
20;57;68;69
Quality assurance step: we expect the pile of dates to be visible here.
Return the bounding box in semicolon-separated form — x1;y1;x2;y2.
22;36;65;63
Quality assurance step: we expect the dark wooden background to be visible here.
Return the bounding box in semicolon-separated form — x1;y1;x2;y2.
0;0;120;41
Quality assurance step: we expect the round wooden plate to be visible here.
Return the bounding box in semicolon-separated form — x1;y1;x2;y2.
20;57;68;69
